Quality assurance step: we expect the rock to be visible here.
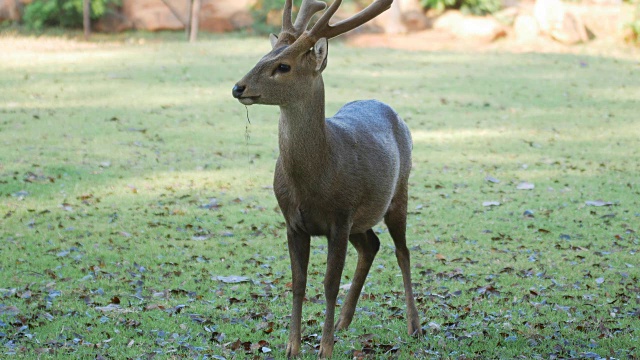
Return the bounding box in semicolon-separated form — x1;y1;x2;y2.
121;0;253;32
550;11;589;44
402;10;430;32
94;8;133;33
122;0;184;31
566;3;625;39
374;0;428;33
198;0;254;33
0;0;20;22
433;10;507;42
433;10;465;31
398;0;429;31
399;0;423;12
493;7;520;26
534;0;565;34
534;0;592;44
513;14;540;42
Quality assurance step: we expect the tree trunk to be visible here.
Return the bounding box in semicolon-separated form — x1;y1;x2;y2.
189;0;201;43
185;0;193;40
383;0;407;34
83;0;91;40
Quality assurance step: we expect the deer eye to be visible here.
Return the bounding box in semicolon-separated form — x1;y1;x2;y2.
276;64;291;73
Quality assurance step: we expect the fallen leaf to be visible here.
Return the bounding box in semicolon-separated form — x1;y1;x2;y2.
483;201;501;207
96;304;125;313
585;200;614;207
56;250;70;257
200;199;221;210
216;275;250;283
0;305;20;315
144;304;165;311
517;182;535;190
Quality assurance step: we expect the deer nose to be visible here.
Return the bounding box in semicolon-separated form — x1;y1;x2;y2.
232;84;245;98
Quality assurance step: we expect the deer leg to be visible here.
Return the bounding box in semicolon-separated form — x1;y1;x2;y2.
385;186;422;336
285;228;311;358
335;230;380;331
318;222;350;358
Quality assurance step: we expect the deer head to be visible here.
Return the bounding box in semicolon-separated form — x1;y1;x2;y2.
232;0;393;106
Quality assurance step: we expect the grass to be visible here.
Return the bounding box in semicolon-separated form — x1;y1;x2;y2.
1;31;639;359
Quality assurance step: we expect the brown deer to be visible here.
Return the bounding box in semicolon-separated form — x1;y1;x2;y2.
232;0;421;357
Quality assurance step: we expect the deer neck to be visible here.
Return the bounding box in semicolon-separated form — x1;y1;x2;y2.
278;77;331;183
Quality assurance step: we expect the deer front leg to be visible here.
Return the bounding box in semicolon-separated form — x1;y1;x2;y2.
285;228;311;358
318;222;350;358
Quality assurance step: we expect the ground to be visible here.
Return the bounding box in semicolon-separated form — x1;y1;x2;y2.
0;31;639;359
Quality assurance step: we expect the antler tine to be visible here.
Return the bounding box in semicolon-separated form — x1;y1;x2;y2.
308;0;392;40
281;0;295;34
292;0;327;37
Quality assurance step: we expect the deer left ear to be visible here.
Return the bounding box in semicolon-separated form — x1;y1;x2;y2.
270;34;279;49
313;38;328;72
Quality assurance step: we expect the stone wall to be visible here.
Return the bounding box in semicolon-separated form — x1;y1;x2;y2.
122;0;254;32
0;0;21;22
0;0;255;33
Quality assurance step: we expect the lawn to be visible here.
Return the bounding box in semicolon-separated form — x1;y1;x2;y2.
0;32;639;359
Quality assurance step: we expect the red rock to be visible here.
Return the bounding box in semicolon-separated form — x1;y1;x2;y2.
513;14;540;42
433;10;506;43
122;0;253;32
0;0;20;22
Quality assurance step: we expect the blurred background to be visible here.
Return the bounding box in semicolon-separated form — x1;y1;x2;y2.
1;0;638;50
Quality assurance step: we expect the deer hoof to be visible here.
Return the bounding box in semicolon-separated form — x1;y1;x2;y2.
317;343;333;359
286;342;300;358
408;322;423;337
334;317;349;332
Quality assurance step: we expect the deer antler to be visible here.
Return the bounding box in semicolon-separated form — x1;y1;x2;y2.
308;0;393;40
282;0;328;38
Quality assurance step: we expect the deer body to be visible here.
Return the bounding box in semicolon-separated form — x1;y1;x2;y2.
232;0;421;357
276;99;410;236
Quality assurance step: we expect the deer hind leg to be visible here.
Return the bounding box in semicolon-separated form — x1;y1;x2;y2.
384;185;423;336
335;230;380;331
285;228;311;358
318;221;350;359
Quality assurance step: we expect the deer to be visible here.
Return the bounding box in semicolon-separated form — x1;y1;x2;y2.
232;0;422;357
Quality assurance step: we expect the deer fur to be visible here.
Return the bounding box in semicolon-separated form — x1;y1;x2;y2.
232;0;422;357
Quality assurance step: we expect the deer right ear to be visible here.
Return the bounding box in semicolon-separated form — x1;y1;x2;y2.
269;34;279;49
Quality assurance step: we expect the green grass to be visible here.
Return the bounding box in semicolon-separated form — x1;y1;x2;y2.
1;32;639;359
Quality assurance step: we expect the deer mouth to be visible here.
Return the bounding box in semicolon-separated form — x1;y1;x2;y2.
238;96;261;105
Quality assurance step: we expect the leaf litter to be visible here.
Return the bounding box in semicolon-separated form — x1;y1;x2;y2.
1;38;639;359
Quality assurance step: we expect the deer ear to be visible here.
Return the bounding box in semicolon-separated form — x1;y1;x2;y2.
313;38;328;72
269;34;279;49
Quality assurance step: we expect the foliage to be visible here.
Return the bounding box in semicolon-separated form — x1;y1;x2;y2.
0;35;639;358
421;0;501;15
250;0;284;34
626;2;640;44
251;0;359;34
23;0;121;30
